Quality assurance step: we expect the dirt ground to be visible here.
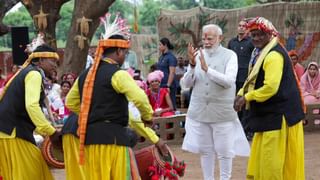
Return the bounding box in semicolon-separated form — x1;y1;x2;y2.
52;131;320;180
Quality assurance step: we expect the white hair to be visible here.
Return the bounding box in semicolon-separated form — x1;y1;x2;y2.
202;24;223;35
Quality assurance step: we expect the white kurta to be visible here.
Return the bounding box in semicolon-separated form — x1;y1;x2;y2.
183;46;238;123
182;46;249;156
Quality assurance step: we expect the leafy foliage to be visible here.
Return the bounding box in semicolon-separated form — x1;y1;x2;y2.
56;1;74;43
1;5;35;48
93;0;134;44
168;0;198;10
0;0;258;49
1;2;73;48
139;0;163;26
203;0;247;9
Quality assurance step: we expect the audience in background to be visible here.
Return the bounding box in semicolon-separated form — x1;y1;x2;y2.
289;50;305;80
51;81;72;124
4;64;19;86
300;62;320;104
176;57;187;95
62;72;76;85
0;69;5;88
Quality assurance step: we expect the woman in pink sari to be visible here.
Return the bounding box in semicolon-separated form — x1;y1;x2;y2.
300;62;320;104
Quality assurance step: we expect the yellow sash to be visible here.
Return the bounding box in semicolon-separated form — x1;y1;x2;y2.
243;37;278;109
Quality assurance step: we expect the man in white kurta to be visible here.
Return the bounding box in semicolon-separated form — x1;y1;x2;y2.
182;24;240;180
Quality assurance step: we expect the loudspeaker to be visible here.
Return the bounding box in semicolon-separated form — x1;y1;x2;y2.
11;27;29;65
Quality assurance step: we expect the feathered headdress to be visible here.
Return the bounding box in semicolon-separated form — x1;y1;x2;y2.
25;32;45;53
23;33;58;66
100;13;130;40
77;13;130;165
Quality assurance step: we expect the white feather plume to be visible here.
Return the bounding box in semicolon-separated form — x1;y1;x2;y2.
26;33;45;53
100;13;130;40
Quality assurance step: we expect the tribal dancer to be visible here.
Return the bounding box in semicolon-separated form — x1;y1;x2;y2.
0;45;60;180
234;17;305;180
65;14;154;180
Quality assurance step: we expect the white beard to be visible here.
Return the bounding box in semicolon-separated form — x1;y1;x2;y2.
204;45;219;57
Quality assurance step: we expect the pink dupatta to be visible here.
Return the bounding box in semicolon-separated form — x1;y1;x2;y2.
300;62;320;96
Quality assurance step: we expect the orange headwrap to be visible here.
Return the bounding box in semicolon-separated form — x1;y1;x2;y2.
288;50;298;57
246;17;279;36
77;38;130;164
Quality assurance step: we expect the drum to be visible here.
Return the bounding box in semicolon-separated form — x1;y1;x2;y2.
41;137;64;169
134;145;175;180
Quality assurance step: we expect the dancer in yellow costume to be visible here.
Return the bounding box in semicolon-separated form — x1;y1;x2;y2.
62;103;167;180
65;14;158;180
234;17;305;180
0;45;60;180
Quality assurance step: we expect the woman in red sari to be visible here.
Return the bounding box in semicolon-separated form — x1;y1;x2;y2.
146;70;174;117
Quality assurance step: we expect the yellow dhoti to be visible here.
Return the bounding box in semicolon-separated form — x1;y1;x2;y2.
85;144;140;180
63;134;140;180
0;138;53;180
63;134;86;180
247;118;305;180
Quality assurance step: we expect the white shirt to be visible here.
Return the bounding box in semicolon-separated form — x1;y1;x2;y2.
182;45;238;123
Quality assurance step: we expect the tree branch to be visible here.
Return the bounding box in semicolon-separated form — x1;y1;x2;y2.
0;0;20;36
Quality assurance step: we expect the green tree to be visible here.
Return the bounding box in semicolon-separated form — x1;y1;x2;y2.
168;0;199;10
92;0;134;43
56;1;74;45
0;0;20;36
1;0;117;74
0;3;74;48
4;7;34;30
62;0;116;74
109;0;133;18
203;0;247;9
139;0;163;26
1;6;35;48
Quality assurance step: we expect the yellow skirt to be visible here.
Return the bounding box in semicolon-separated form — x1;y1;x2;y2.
247;118;305;180
63;134;87;180
0;138;53;180
85;144;140;180
62;134;140;180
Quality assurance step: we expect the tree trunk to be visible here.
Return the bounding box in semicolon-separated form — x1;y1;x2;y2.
0;0;20;36
21;0;69;49
61;0;115;75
